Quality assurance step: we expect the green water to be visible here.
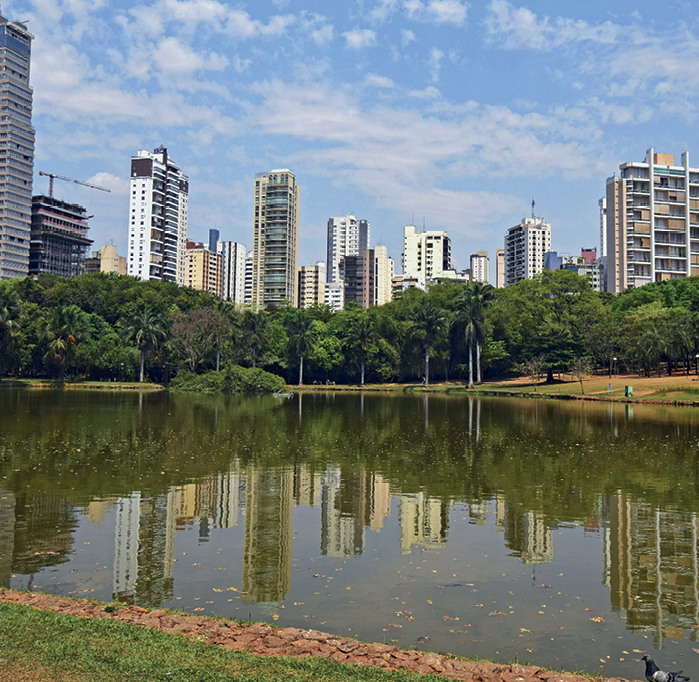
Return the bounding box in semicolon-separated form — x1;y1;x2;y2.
1;388;699;677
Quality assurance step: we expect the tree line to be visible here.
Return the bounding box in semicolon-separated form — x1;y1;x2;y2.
2;269;699;386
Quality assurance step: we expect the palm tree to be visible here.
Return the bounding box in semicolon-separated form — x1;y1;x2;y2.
285;309;317;385
0;283;20;380
347;314;375;386
123;305;168;383
44;305;90;384
409;304;446;387
454;282;495;386
240;309;269;369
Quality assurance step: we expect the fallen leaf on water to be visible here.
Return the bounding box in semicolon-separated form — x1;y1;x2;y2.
590;617;605;622
193;608;204;612
443;616;460;621
692;649;699;654
272;614;279;621
417;636;430;642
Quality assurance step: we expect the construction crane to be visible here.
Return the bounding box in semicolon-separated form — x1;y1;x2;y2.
38;171;111;199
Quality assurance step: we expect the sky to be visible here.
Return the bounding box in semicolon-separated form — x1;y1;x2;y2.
15;0;699;279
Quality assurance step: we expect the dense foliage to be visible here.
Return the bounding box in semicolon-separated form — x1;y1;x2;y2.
2;269;699;385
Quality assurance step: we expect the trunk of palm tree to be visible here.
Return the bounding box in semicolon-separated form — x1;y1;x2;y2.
360;358;365;386
424;347;430;387
468;344;473;389
299;353;304;386
476;342;482;384
139;348;145;383
216;346;220;371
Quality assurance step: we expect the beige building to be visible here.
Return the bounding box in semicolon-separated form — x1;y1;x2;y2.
470;250;489;283
496;248;505;287
252;169;299;307
402;224;451;285
363;245;394;307
605;148;699;293
86;243;126;275
185;240;222;297
297;262;325;308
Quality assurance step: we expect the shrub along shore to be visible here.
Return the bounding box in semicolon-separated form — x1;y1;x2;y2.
0;588;618;682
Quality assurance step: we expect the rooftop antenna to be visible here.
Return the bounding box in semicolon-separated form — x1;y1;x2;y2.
532;198;535;219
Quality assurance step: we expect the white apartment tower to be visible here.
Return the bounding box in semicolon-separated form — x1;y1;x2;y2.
252;169;299;307
470;250;490;283
605;149;699;293
219;240;247;303
0;13;34;280
128;146;189;284
504;216;551;286
326;214;370;283
402;225;451;281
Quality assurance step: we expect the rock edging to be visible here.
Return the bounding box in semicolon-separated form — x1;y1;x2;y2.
0;588;628;682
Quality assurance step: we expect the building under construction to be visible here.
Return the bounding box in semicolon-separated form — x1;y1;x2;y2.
29;195;93;277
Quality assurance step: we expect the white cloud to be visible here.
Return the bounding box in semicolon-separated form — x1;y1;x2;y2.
485;0;621;50
405;0;468;26
428;48;443;83
401;29;416;46
152;37;228;73
343;29;377;49
366;73;395;88
86;172;130;195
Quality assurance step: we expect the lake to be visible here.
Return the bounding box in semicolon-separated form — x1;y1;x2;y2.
1;387;699;678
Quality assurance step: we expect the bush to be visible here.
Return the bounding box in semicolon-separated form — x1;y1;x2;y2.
170;363;286;394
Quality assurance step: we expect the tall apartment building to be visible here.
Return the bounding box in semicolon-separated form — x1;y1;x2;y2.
184;239;222;297
470;250;489;283
252;169;299;307
495;248;505;287
326;214;370;283
0;13;34;280
244;250;253;305
219;239;247;303
297;262;325;308
363;246;394;307
85;243;126;275
402;225;451;283
29;196;92;277
324;281;344;311
504;216;551;286
605;149;699;293
127;146;189;284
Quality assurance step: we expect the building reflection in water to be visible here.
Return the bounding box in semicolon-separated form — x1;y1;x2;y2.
0;489;14;587
397;492;448;554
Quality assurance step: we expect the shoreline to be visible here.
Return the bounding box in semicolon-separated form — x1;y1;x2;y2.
0;588;625;682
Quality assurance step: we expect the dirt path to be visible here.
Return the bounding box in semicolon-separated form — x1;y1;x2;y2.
0;588;630;682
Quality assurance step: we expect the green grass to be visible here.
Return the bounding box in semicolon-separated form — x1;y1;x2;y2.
0;601;442;682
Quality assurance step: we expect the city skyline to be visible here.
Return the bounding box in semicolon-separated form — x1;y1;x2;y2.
17;0;699;283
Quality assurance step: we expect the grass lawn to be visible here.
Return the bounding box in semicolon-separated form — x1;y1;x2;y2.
0;602;441;682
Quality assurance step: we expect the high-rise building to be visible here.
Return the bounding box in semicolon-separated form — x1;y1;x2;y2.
324;281;344;311
297;262;325;308
85;244;127;275
219;240;247;303
605;149;699;293
0;13;34;280
504;216;551;286
402;225;451;283
495;248;505;288
244;250;253;305
470;250;489;283
184;239;222;297
326;214;370;283
127;146;189;284
339;255;362;306
252;170;299;307
598;197;607;258
363;246;394;307
29;196;92;277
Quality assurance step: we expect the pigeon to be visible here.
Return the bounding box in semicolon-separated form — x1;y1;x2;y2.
642;655;690;682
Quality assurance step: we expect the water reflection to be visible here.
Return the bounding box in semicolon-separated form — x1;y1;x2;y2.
4;389;699;671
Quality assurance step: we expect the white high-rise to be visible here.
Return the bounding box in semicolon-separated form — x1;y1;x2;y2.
402;225;451;282
127;146;189;284
219;240;247;303
504;216;551;286
326;214;370;283
470;250;490;283
0;13;34;280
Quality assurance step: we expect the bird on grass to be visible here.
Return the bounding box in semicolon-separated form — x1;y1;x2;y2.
642;655;690;682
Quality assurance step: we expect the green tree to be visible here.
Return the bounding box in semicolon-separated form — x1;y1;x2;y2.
43;304;90;384
345;313;375;385
240;309;270;369
456;282;495;385
284;308;318;385
170;308;221;373
409;303;447;387
123;304;169;382
0;282;20;379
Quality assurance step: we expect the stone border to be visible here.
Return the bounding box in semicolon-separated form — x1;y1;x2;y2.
0;589;629;682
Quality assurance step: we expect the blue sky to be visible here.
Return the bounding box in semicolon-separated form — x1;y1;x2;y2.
17;0;699;278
